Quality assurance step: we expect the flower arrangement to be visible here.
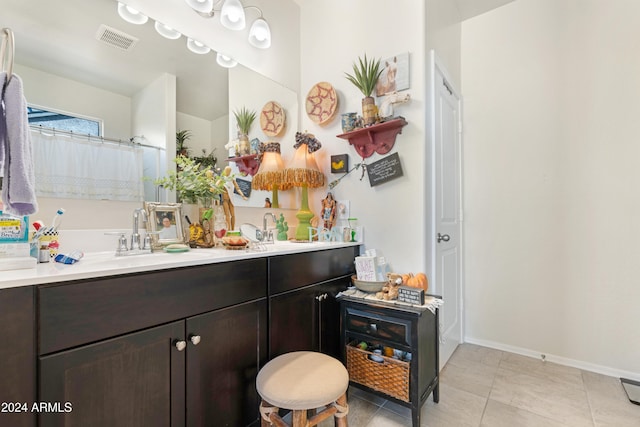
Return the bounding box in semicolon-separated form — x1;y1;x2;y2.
155;156;230;205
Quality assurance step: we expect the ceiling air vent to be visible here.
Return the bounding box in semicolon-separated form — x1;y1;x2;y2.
96;24;139;51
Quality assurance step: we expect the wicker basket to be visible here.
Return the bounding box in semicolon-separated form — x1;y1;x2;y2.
346;342;410;402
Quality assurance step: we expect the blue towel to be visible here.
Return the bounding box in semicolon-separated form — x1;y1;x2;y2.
0;72;37;215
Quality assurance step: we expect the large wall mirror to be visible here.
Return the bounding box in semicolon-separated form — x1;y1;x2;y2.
5;0;298;208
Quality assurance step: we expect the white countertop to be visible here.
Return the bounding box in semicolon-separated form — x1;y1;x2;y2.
0;241;361;289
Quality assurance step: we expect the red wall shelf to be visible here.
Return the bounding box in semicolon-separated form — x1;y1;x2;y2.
225;154;260;176
336;118;408;158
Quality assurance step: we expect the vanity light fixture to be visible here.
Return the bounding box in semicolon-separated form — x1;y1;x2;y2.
187;38;211;54
117;2;148;25
220;0;246;30
185;0;215;14
154;22;182;40
216;53;238;68
248;16;271;49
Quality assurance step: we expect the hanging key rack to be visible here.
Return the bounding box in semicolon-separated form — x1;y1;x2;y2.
1;27;15;86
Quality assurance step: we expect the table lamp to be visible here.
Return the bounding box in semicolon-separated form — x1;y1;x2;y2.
283;132;325;241
251;142;290;208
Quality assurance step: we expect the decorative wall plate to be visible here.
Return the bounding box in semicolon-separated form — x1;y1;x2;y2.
260;101;286;136
305;82;338;124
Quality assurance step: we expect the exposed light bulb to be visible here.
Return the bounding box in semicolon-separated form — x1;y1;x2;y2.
249;18;271;49
154;21;182;40
187;38;211;54
220;0;246;30
216;53;238;68
185;0;214;14
117;2;149;25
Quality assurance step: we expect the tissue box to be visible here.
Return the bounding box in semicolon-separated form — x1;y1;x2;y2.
0;211;29;243
0;242;30;258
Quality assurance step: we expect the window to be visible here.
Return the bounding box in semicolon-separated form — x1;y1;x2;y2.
27;106;102;136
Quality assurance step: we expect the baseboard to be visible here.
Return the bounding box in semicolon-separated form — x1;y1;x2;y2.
464;336;640;382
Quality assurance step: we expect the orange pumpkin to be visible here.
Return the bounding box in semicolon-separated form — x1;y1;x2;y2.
401;273;412;285
407;273;428;292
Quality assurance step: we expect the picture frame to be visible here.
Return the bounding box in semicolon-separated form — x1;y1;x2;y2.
376;52;410;97
331;154;349;173
144;202;187;250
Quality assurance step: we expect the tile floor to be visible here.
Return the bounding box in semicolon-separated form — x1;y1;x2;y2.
319;343;640;426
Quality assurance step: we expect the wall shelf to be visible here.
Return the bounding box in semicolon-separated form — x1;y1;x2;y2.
226;154;260;176
336;117;408;158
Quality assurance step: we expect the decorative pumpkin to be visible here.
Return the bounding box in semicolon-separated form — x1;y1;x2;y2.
407;272;428;292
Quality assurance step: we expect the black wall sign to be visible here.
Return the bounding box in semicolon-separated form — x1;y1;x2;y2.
397;286;425;305
366;152;403;187
235;178;252;198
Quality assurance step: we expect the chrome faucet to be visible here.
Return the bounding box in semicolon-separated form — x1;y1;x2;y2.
131;208;148;251
262;213;277;243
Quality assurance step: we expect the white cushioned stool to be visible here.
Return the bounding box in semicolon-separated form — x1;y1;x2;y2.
256;351;349;426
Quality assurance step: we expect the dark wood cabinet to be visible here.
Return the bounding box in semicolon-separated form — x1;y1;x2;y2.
269;276;350;359
0;286;36;427
39;321;185;427
340;297;439;427
268;247;357;360
3;245;358;427
186;299;267;427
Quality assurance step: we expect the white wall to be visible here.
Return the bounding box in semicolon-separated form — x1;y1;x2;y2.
462;0;640;379
298;0;427;272
17;64;131;139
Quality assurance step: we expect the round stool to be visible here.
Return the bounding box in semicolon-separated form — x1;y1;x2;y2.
256;351;349;426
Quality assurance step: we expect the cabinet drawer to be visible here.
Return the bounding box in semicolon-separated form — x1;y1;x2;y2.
39;258;267;355
269;247;357;294
344;306;411;347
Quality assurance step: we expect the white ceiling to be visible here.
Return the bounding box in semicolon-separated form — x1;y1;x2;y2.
3;0;229;120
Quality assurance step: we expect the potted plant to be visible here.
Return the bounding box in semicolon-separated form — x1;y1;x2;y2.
233;107;256;156
176;130;192;157
344;54;383;126
155;156;229;207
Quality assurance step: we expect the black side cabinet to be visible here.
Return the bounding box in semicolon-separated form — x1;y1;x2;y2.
340;297;439;427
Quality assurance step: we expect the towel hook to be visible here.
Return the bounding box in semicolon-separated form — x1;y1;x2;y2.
1;28;15;85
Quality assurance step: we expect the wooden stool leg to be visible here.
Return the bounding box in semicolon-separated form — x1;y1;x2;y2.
292;409;308;427
334;392;348;427
260;400;280;427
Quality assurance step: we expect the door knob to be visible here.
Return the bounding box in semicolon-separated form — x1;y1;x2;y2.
437;233;450;243
174;340;187;351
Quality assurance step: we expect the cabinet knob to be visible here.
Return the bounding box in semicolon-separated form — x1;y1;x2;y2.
175;340;187;351
315;293;328;301
369;323;377;333
190;335;201;346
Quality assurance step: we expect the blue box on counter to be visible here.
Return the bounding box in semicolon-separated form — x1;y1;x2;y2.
0;211;29;243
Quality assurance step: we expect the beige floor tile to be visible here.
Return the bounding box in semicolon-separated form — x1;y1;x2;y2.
420;383;487;427
489;367;593;425
448;343;504;369
582;371;640;427
441;355;499;398
365;407;413;427
316;394;380;427
499;352;585;389
349;385;390;407
480;399;576;427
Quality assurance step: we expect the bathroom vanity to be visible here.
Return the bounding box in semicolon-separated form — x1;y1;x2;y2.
0;242;359;427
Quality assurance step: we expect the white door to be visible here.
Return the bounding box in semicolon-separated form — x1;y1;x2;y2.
431;51;463;368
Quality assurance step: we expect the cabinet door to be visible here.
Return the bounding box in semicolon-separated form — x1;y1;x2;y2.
0;286;36;427
186;299;267;427
270;277;350;359
39;321;185;427
317;277;352;359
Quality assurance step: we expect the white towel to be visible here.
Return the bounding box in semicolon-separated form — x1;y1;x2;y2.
0;72;37;215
